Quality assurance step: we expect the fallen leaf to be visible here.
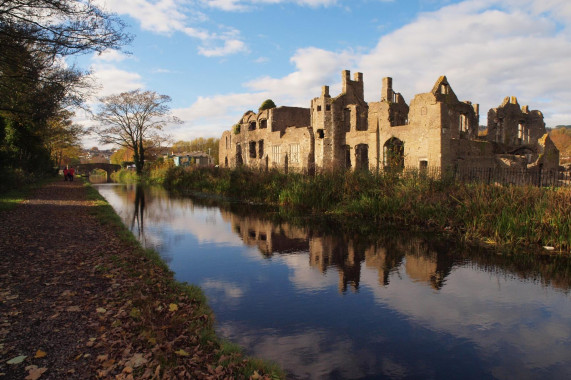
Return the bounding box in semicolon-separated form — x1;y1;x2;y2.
66;306;81;312
169;303;178;312
174;349;189;357
34;350;47;359
96;307;107;314
126;353;147;368
129;308;141;318
7;355;27;364
25;366;47;380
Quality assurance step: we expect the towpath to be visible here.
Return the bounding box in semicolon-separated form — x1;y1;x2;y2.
0;180;263;379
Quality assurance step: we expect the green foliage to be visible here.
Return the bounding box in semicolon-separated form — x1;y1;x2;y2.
259;99;276;111
232;124;241;135
111;168;139;183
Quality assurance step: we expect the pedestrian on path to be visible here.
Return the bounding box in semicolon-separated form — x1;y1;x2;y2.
63;167;69;181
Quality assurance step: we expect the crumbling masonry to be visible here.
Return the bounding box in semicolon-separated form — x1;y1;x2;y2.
219;70;559;173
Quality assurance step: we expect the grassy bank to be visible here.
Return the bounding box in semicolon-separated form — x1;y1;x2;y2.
83;180;284;379
159;166;571;253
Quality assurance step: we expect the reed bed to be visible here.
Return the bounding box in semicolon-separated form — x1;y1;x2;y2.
159;166;571;253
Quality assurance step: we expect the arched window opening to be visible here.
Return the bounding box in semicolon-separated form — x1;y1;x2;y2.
383;137;404;170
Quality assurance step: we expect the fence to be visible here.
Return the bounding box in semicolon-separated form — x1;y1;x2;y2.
399;166;571;187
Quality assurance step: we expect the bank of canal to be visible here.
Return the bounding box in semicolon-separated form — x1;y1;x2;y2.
95;183;571;380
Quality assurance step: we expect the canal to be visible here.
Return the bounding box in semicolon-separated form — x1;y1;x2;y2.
94;183;571;380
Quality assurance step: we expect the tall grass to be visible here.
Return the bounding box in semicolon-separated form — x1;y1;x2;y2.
111;168;139;183
160;166;571;253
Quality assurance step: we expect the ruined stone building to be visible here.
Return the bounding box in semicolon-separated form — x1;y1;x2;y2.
219;70;559;173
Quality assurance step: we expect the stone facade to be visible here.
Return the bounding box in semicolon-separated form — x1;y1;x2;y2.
219;70;559;173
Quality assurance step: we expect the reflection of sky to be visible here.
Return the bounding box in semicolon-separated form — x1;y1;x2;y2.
96;184;244;252
96;185;571;380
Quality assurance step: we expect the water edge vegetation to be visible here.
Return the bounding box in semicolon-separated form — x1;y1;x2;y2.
127;164;571;254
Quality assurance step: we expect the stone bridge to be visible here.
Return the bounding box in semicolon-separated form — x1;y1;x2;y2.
75;163;121;183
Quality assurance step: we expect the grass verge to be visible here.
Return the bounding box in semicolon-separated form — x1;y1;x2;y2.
83;179;285;379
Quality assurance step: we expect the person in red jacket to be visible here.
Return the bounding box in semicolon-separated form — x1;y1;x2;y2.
63;167;69;181
68;167;75;181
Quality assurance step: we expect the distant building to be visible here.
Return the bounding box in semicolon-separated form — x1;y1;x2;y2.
172;152;213;167
220;70;559;173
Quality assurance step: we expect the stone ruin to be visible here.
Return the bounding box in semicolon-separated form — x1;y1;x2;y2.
219;70;559;174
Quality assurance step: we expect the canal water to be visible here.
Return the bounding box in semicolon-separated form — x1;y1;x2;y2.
94;183;571;380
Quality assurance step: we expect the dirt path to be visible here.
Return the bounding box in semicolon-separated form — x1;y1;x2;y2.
0;180;260;379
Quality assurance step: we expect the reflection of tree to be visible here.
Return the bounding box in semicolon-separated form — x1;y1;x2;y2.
131;184;145;241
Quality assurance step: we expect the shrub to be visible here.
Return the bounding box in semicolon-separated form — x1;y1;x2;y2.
259;99;276;111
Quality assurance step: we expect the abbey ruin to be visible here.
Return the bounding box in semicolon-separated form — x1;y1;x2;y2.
219;70;559;173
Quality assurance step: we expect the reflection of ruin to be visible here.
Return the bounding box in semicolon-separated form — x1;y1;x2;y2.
217;204;571;294
310;236;363;293
221;207;457;292
220;210;309;256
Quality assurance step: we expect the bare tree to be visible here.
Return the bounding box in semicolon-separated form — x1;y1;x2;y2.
92;89;180;174
0;0;130;59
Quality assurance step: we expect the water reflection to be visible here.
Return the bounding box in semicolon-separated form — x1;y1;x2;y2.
95;184;571;380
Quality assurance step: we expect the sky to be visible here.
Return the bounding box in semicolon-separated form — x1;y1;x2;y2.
77;0;571;148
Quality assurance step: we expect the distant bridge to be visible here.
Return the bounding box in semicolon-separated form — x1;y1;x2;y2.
75;163;121;183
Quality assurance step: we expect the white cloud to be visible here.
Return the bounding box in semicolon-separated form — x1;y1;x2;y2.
170;47;354;140
351;0;571;127
201;0;339;11
171;92;268;140
198;37;247;57
95;0;247;57
92;49;130;62
89;63;144;97
244;47;356;105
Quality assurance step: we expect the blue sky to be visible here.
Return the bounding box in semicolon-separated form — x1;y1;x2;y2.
79;0;571;147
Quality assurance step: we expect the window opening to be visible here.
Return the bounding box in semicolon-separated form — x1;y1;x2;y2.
249;141;256;158
272;145;281;164
289;144;300;164
355;144;369;171
383;138;404;169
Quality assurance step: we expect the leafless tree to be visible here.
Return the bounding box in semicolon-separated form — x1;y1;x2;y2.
0;0;130;59
92;89;181;174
